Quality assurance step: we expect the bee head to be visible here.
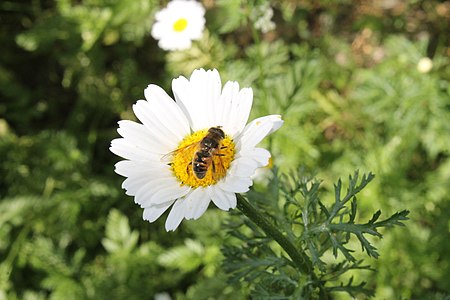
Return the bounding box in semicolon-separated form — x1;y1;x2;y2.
209;126;225;139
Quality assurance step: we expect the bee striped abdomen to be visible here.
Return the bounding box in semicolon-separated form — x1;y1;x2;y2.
193;152;210;179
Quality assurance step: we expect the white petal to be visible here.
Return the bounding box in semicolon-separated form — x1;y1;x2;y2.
154;4;171;21
135;177;182;207
172;69;222;131
232;88;253;135
208;186;236;211
110;138;160;161
132;100;178;152
216;81;240;132
148;185;191;207
228;156;260;177
254;115;284;135
151;21;166;39
165;199;187;231
122;174;155;196
114;160;167;178
184;188;211;220
167;0;205;15
144;84;190;140
118;163;173;196
143;201;174;223
221;87;253;137
236;115;284;150
237;121;272;151
186;69;210;129
201;69;222;128
237;147;271;167
159;37;191;51
116;120;166;154
171;75;192;126
219;175;253;193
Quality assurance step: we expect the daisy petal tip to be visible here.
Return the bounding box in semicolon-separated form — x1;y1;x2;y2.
113;160;122;171
144;84;154;93
209;68;220;77
165;221;180;232
264;115;284;134
189;68;205;80
241;87;253;97
272;118;284;132
142;211;150;222
132;100;145;112
173;74;188;83
144;84;163;101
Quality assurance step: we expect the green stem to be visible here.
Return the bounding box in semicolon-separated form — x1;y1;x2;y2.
237;194;311;272
236;194;329;299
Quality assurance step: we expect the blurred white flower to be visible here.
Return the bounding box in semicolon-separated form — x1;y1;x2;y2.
417;57;433;73
252;3;276;33
151;0;205;51
110;69;283;231
154;292;171;300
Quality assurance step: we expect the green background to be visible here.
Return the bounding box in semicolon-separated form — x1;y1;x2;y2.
1;0;449;299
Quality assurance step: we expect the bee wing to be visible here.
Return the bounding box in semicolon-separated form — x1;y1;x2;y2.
212;150;227;181
160;142;199;163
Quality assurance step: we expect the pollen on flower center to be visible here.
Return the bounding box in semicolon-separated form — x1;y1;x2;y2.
173;18;188;32
170;129;235;188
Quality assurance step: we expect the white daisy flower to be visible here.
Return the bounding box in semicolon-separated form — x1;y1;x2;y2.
110;69;283;231
151;0;205;51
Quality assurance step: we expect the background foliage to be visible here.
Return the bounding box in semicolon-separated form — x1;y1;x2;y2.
1;0;449;299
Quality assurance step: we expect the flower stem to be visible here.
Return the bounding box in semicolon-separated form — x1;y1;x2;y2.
236;193;329;298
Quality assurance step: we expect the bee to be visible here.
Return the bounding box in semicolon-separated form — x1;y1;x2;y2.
163;127;227;180
192;126;226;179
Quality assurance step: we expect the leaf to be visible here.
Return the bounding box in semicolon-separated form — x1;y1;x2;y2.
215;0;248;33
157;239;206;273
102;209;139;254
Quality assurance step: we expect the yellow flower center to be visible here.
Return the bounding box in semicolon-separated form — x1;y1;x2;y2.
173;18;188;32
171;129;235;188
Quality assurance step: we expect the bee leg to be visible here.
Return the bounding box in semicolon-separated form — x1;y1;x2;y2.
214;153;225;157
220;146;227;149
186;162;192;174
